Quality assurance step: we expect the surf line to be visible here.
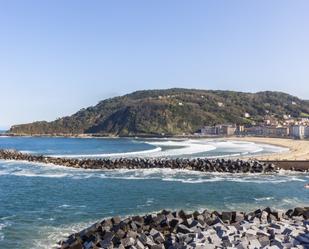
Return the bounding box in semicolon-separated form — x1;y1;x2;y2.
50;147;162;158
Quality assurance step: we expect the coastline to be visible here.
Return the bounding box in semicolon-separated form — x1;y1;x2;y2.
225;137;309;161
3;133;309;161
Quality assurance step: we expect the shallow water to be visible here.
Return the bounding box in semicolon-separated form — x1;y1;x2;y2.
0;136;287;158
0;137;307;248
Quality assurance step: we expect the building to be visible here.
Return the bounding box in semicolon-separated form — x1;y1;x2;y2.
200;126;217;135
199;124;236;136
263;126;289;137
305;126;309;138
291;125;305;139
244;126;264;136
276;127;290;137
216;124;237;136
236;125;245;134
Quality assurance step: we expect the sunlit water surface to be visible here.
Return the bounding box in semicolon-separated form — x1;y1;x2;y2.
0;136;307;248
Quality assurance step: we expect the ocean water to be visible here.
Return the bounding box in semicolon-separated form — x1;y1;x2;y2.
0;136;287;158
0;137;308;249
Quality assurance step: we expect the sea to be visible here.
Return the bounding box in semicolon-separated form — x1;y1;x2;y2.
0;136;308;248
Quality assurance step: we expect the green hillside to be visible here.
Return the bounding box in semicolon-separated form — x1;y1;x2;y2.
10;89;309;136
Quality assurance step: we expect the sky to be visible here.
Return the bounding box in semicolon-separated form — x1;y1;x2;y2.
0;0;309;129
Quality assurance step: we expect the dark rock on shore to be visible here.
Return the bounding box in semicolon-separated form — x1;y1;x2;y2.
0;149;282;173
57;207;309;249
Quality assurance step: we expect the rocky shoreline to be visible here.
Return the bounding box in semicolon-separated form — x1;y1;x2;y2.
0;149;281;173
58;207;309;249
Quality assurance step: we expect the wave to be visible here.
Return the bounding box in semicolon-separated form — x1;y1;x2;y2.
12;170;70;178
1;160;308;183
46;139;218;158
1;162;308;183
1;139;288;160
31;220;97;249
0;221;12;241
58;204;71;208
50;147;162;158
162;176;225;183
145;140;217;157
254;197;275;201
161;176;306;184
20;150;36;154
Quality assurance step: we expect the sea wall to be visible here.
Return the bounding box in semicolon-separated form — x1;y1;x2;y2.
0;149;279;173
58;207;309;249
261;160;309;171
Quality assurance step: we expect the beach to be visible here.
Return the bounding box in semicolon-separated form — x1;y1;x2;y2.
226;137;309;161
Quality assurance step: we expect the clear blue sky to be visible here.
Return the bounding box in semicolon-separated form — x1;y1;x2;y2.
1;0;309;129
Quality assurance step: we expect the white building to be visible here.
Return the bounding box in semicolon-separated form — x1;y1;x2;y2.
200;126;217;135
305;126;309;138
291;125;305;139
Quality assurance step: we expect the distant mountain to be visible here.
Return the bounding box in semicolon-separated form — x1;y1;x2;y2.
10;88;309;136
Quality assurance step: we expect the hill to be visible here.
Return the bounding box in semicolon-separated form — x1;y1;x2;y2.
9;88;309;136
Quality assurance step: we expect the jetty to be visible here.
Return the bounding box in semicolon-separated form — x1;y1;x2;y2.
0;149;280;173
58;207;309;249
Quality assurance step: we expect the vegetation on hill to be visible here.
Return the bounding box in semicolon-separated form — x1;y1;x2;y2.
10;88;309;136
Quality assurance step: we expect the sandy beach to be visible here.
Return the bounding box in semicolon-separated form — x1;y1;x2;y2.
226;137;309;161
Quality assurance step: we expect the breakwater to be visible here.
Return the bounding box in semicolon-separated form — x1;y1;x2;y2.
261;160;309;171
58;207;309;249
0;149;279;173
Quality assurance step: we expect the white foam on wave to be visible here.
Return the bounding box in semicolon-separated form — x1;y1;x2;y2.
20;150;36;154
160;175;306;184
1;138;289;160
145;140;217;157
97;168;308;184
50;147;162;158
12;170;69;178
0;221;12;241
58;204;71;208
31;220;97;249
254;197;275;201
162;176;225;183
146;139;287;158
48;139;218;158
2;159;308;183
1;159;308;183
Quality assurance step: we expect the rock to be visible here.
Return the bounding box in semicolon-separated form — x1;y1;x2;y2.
121;237;135;247
153;232;165;244
0;149;280;173
296;235;309;244
259;235;270;247
138;233;154;246
57;207;309;249
67;241;83;249
135;239;145;249
222;212;233;223
234;212;244;223
176;224;194;234
303;210;309;219
169;218;181;229
292;207;306;217
150;245;164;249
248;238;261;249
